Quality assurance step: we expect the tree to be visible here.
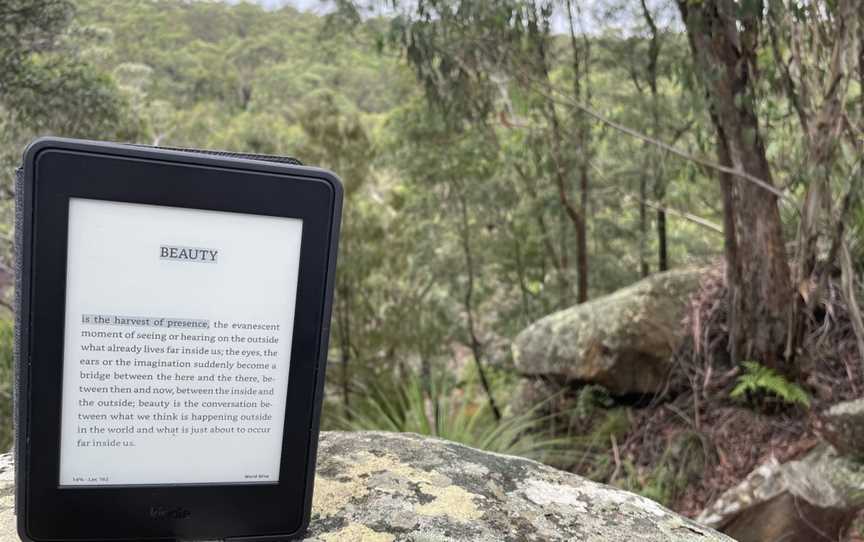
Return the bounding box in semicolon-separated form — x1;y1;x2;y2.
601;0;688;276
0;0;141;307
0;0;73;95
763;0;863;361
296;91;375;419
677;0;793;368
384;0;594;305
386;100;505;420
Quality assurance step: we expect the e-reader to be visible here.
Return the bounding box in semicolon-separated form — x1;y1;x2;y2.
15;137;342;541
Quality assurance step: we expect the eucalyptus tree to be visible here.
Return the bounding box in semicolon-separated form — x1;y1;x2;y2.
594;0;700;277
385;99;507;419
677;0;864;367
763;0;864;362
372;0;596;305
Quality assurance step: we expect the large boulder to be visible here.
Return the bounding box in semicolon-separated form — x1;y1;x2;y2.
0;432;729;541
512;268;704;395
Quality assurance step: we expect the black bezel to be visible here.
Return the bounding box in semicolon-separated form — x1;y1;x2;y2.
16;138;342;541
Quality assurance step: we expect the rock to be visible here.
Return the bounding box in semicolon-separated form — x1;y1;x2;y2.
512;268;704;395
818;397;864;459
697;444;864;542
509;375;567;417
0;454;13;542
0;432;730;541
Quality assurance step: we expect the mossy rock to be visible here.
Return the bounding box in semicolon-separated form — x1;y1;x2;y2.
512;268;704;395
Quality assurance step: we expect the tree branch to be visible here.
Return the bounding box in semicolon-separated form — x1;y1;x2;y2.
513;71;798;207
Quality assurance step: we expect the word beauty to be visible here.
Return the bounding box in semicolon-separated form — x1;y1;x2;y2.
160;245;218;263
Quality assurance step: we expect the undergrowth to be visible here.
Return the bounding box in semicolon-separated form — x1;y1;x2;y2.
618;265;863;516
328;369;574;464
616;431;709;506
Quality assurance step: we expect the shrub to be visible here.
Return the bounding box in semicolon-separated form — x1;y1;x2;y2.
330;370;572;463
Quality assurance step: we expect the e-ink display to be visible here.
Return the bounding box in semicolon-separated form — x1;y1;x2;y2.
58;198;302;486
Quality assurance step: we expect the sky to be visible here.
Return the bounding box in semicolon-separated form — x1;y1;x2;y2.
226;0;680;36
227;0;590;34
227;0;330;12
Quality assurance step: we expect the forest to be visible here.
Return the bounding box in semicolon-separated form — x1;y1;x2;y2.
1;0;863;540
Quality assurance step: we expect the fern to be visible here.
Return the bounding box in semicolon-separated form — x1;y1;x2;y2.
574;384;613;420
730;361;811;408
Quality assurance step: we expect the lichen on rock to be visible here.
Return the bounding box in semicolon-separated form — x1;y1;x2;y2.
819;397;864;459
0;431;731;542
302;431;730;541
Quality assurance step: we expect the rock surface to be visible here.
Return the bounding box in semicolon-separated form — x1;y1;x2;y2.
698;442;864;542
512;268;704;395
819;397;864;459
0;431;729;541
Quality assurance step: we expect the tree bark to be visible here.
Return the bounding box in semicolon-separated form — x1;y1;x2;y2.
576;157;589;303
677;0;792;368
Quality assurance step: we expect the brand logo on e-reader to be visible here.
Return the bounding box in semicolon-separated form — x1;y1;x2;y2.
149;505;192;520
160;245;218;263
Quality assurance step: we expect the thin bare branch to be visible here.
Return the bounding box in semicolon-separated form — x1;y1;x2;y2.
517;73;798;207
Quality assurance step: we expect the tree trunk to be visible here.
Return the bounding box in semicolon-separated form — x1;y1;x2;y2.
640;0;667;273
336;281;352;420
576;160;589;303
455;188;501;421
567;0;590;303
656;208;668;272
765;0;857;358
678;0;792;368
639;173;650;278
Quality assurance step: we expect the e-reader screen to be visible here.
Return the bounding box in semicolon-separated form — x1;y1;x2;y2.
58;198;303;486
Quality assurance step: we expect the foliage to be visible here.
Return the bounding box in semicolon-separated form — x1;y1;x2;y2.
730;361;812;408
329;369;572;463
0;0;142;303
0;1;74;89
0;1;728;406
616;430;707;506
573;384;614;420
